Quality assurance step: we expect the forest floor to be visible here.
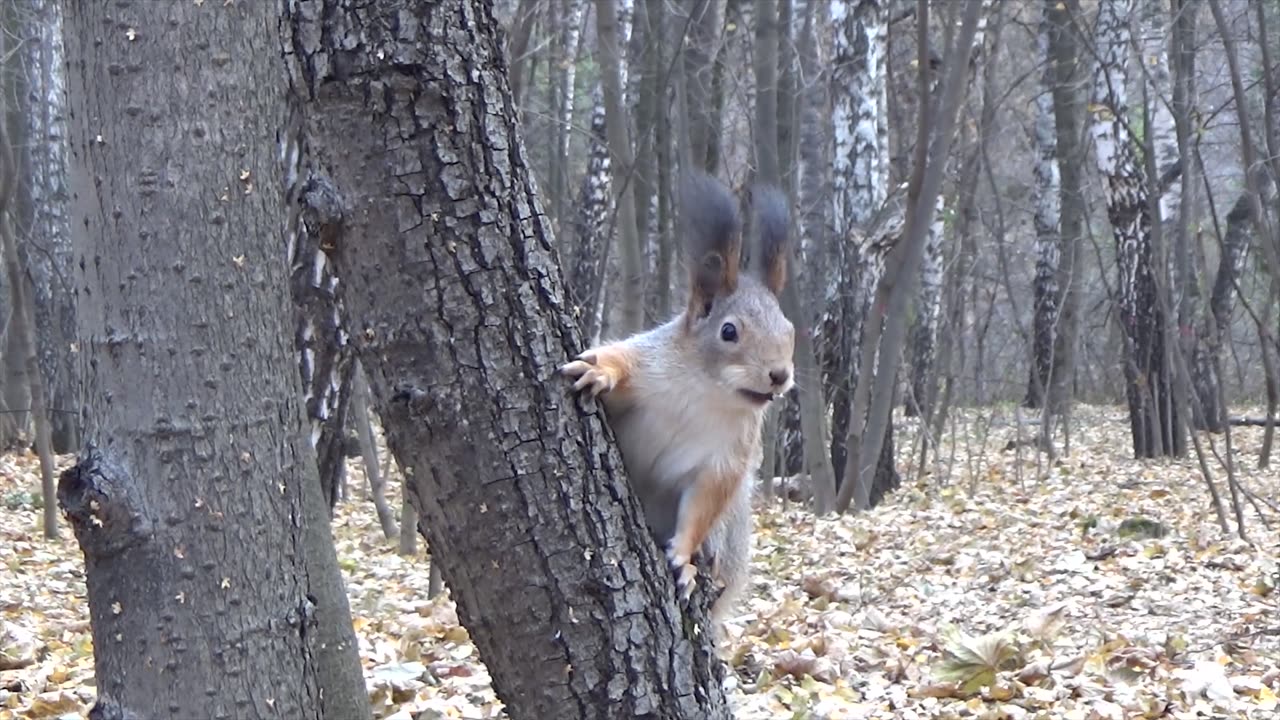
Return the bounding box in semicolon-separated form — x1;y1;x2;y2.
1;404;1278;719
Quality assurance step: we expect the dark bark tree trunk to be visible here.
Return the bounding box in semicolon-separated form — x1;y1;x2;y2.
681;0;723;173
399;487;419;557
1197;193;1256;431
1045;0;1087;423
284;2;732;718
1166;0;1213;432
505;0;541;109
56;3;370;718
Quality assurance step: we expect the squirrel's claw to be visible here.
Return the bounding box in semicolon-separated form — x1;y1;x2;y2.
560;353;616;396
665;544;698;599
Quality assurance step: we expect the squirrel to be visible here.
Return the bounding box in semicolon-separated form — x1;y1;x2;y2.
561;172;795;629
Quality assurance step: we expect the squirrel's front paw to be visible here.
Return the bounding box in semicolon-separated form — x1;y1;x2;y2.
560;351;619;397
665;543;698;599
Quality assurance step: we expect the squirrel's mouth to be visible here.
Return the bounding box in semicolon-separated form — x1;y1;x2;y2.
737;389;776;405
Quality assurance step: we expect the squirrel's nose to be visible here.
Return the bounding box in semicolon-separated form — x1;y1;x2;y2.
769;368;791;387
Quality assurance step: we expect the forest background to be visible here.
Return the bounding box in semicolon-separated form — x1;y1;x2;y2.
0;0;1277;718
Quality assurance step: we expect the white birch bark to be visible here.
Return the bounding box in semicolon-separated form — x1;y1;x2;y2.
1090;0;1176;456
22;0;79;451
1028;4;1062;407
822;0;890;485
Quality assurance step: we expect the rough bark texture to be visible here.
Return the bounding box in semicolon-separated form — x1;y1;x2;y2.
17;0;79;453
56;2;370;718
284;2;732;718
1090;0;1182;458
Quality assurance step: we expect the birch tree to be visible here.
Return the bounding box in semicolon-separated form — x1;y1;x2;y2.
1089;0;1182;457
17;0;78;454
597;0;646;336
822;0;899;508
1026;5;1063;410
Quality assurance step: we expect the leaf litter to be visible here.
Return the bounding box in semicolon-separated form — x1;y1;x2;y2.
1;404;1277;719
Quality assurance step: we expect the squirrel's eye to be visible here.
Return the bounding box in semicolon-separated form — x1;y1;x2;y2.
720;322;738;343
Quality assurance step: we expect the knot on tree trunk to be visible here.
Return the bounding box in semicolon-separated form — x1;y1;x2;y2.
86;696;145;720
56;444;152;558
300;174;348;253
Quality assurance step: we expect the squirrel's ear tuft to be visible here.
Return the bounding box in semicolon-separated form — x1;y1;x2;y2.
749;184;791;296
690;252;726;318
681;172;741;321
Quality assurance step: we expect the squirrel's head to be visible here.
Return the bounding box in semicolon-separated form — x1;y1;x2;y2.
680;174;795;411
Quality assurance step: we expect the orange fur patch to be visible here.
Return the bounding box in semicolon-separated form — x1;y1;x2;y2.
669;465;744;562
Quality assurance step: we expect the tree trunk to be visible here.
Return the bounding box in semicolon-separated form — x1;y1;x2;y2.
827;0;904;510
286;135;356;512
838;0;982;513
399;488;418;557
506;0;541;108
681;0;723;172
0;143;56;540
284;2;732;718
0;5;30;453
1166;0;1211;431
17;0;79;454
1090;0;1181;458
56;3;370;717
906;193;944;418
596;0;646;336
1046;0;1088;422
569;86;612;344
635;0;666;325
787;0;839;510
1026;4;1062;410
551;0;586;233
352;362;397;540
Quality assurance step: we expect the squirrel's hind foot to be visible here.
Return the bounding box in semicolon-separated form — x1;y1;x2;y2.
665;543;699;599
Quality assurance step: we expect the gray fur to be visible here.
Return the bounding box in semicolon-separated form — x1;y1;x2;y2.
749;184;791;293
681;172;742;307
